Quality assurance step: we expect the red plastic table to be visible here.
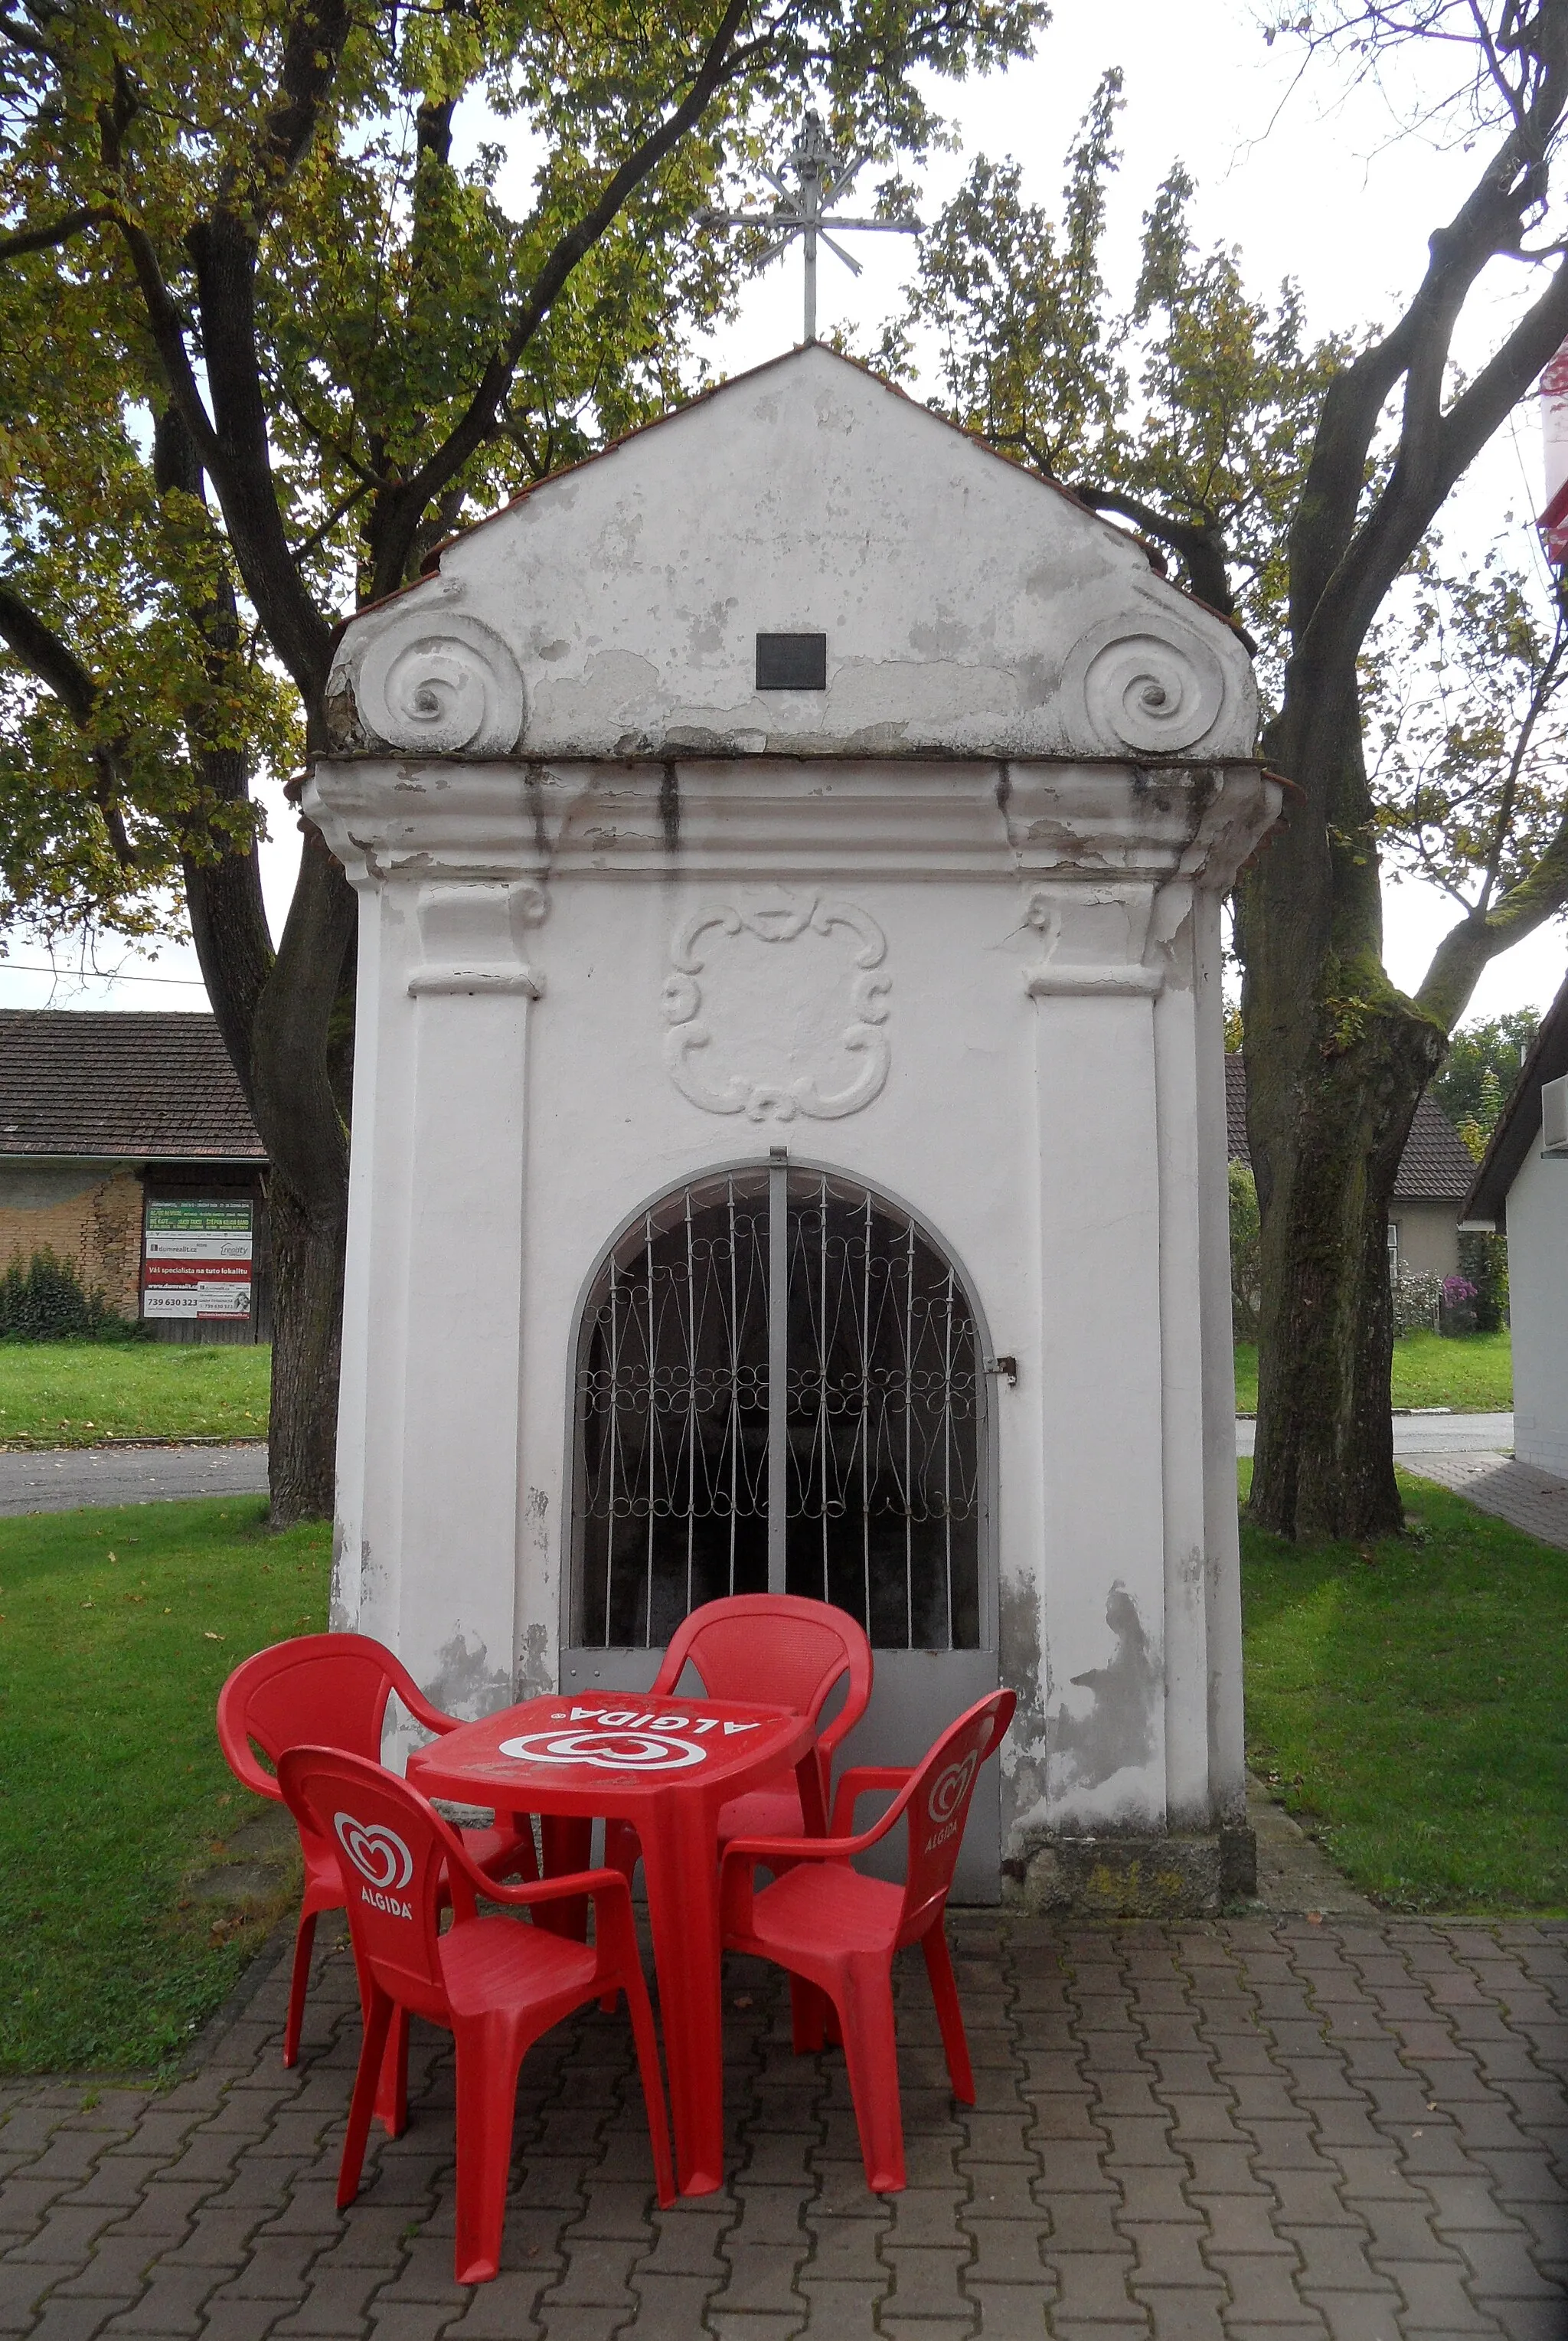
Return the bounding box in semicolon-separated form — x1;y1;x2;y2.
407;1691;818;2196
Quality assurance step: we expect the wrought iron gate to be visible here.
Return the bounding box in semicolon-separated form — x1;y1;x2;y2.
570;1164;984;1653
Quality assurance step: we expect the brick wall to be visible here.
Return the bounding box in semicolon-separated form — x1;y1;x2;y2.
0;1161;144;1318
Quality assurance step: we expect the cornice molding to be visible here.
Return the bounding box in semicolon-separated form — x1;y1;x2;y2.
306;757;1280;897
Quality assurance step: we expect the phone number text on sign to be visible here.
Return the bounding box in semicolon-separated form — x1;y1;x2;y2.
498;1705;763;1774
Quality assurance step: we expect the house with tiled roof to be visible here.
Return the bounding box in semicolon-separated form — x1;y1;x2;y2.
1461;968;1568;1476
1224;1057;1476;1280
0;1012;268;1340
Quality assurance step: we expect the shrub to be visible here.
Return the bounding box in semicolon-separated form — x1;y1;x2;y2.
1457;1228;1508;1332
1391;1269;1442;1337
1228;1161;1261;1339
1439;1273;1480;1336
0;1251;134;1342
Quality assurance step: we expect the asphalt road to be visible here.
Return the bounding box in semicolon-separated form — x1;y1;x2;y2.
0;1443;270;1515
0;1414;1517;1515
1234;1410;1512;1458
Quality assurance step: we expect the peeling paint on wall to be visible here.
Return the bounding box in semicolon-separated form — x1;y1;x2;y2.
328;1517;354;1631
998;1572;1049;1857
1049;1582;1160;1797
517;1619;553;1701
425;1629;512;1722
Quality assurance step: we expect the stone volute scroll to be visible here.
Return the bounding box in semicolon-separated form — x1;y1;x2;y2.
328;607;525;757
662;894;891;1123
1060;610;1235;757
407;881;547;998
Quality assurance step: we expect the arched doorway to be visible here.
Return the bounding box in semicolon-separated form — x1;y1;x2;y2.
563;1159;1001;1896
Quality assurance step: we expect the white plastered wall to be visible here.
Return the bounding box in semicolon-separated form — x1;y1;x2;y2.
315;757;1275;1855
1508;1142;1568;1477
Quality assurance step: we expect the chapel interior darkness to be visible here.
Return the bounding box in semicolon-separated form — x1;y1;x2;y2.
573;1169;982;1651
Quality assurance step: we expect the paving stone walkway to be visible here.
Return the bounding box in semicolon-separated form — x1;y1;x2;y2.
2;1912;1563;2341
1400;1454;1568;1555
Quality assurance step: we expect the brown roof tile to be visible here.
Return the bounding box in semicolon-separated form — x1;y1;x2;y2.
1224;1056;1473;1201
0;1012;265;1162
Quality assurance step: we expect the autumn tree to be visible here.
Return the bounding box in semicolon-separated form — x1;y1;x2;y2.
0;0;1041;1521
1430;1006;1541;1131
1237;0;1568;1537
890;16;1568;1536
880;71;1344;660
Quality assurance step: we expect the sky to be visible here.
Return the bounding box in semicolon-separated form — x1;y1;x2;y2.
4;0;1566;1025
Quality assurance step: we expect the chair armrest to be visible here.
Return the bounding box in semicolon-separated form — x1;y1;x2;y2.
719;1825;884;1937
816;1701;868;1759
828;1765;913;1839
397;1679;465;1738
464;1862;631;1916
214;1698;284;1803
724;1767;917;1872
721;1829;866;1866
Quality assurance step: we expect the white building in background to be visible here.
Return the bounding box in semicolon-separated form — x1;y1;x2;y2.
1462;969;1568;1479
305;346;1279;1909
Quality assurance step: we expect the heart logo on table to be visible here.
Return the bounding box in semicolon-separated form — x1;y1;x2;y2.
498;1727;707;1772
927;1751;978;1825
334;1811;414;1890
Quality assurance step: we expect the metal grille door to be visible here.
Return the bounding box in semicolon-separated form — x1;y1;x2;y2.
572;1165;982;1652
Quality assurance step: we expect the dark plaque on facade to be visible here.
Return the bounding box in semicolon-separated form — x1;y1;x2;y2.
756;632;828;690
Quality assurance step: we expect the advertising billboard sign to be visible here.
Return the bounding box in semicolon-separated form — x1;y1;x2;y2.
142;1199;253;1320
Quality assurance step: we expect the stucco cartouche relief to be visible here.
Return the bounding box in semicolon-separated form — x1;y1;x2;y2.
306;345;1280;1914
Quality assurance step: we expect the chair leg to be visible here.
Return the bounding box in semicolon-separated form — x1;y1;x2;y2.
338;1986;394;2210
452;2019;527;2286
616;1971;675;2209
374;2006;410;2137
603;1818;640;1885
921;1924;975;2104
789;1976;828;2055
283;1908;318;2068
835;1957;906;2192
599;1823;639;2012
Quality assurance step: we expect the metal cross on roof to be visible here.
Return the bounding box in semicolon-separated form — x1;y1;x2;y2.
700;110;921;345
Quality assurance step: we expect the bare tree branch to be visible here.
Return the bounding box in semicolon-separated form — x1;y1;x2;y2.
0;204;107;260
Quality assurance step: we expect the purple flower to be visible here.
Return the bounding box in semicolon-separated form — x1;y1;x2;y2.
1441;1276;1478;1304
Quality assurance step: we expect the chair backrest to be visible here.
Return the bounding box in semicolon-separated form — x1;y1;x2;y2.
278;1745;458;2023
217;1633;412;1804
653;1595;872;1757
897;1689;1016;1934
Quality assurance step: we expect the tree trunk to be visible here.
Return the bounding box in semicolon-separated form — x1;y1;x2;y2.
1240;688;1446;1540
264;1172;348;1525
247;835;358;1526
1242;1005;1442;1538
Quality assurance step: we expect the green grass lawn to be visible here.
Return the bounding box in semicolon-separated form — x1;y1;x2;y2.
1241;1466;1566;1912
1233;1326;1512;1415
0;1496;328;2071
0;1342;270;1447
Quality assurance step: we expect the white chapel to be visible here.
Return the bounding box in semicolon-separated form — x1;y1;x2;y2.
306;345;1279;1907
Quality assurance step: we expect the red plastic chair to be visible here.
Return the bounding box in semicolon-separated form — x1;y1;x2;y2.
604;1596;874;1888
719;1686;1015;2193
217;1633;536;2069
277;1746;674;2284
